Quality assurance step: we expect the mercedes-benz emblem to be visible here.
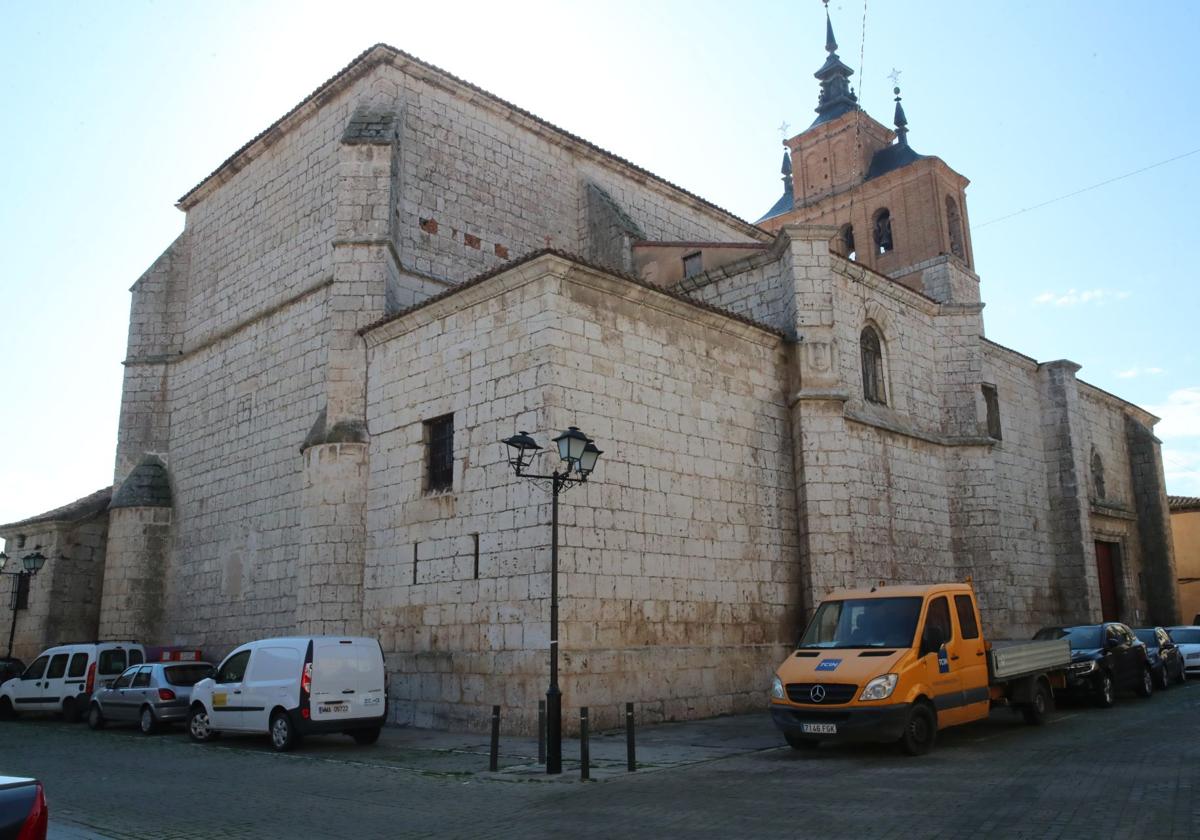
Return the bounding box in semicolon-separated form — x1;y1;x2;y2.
809;685;826;703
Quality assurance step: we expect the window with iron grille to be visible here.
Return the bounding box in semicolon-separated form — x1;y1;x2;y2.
425;414;454;492
860;326;886;405
12;574;30;611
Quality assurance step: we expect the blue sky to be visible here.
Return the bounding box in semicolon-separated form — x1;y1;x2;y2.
1;0;1197;526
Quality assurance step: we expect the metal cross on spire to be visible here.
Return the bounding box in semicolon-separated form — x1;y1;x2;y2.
888;68;902;87
778;120;791;139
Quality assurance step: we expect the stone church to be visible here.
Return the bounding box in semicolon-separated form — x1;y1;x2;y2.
1;9;1178;732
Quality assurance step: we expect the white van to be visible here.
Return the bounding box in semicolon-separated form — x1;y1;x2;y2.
187;636;386;751
0;641;146;722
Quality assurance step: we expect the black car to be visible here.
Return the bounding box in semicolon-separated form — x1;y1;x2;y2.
1134;627;1186;689
1033;622;1153;706
0;659;23;687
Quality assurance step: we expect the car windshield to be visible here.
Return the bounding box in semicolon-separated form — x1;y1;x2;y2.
164;664;214;686
1034;626;1101;649
1168;628;1200;645
1134;630;1158;647
798;597;923;649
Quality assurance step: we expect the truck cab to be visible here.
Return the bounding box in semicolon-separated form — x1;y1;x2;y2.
770;583;998;755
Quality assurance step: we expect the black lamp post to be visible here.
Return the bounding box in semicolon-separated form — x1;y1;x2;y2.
0;550;48;658
502;426;602;775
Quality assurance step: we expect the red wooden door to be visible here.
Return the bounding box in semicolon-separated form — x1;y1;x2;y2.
1095;541;1119;621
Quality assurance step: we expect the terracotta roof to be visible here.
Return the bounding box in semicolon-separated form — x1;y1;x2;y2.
176;44;767;241
0;487;112;532
1169;496;1200;513
359;248;786;339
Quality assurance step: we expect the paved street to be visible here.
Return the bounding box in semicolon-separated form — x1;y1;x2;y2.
5;681;1199;839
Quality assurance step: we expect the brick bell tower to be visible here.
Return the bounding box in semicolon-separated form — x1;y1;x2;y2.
758;2;974;291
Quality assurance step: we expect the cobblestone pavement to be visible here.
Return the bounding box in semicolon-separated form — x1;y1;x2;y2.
5;681;1199;839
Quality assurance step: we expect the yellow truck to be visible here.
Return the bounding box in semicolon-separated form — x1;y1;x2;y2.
769;582;1071;755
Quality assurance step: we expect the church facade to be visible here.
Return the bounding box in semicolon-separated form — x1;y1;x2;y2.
1;12;1178;732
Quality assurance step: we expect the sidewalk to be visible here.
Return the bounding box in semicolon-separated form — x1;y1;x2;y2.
360;711;784;782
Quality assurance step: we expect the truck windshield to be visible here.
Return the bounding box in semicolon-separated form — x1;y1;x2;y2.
798;597;923;649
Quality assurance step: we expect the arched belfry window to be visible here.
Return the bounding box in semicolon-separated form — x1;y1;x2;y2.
860;325;887;404
839;224;856;261
946;196;965;260
1091;448;1106;501
873;209;894;254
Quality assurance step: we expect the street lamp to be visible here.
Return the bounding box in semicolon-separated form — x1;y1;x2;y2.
0;551;47;658
502;427;603;775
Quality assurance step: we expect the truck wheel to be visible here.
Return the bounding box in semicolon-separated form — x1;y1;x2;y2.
899;703;936;756
1136;667;1154;698
784;733;819;751
1022;681;1052;725
62;697;80;723
1094;672;1115;708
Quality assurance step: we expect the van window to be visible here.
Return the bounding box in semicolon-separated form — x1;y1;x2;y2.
98;650;128;675
129;649;144;665
24;656;49;680
247;647;301;682
131;668;152;689
68;652;88;678
47;654;69;679
216;650;251;684
953;595;980;639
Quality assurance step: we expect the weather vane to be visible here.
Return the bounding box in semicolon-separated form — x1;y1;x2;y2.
778;120;790;139
888;68;902;87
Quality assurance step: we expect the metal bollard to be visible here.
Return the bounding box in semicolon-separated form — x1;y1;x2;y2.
538;699;546;764
625;702;636;772
489;705;500;772
580;707;590;781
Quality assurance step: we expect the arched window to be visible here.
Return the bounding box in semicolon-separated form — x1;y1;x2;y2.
839;224;856;261
860;326;887;404
872;209;894;254
946;196;965;260
1091;448;1106;501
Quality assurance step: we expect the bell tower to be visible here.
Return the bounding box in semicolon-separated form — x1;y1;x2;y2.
757;2;974;291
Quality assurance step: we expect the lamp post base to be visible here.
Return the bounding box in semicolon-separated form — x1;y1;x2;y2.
546;686;562;775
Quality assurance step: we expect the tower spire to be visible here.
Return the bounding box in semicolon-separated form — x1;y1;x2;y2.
893;87;909;146
811;1;858;127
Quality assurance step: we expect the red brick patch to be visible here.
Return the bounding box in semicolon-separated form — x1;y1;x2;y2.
494;244;509;259
419;217;438;234
464;233;481;249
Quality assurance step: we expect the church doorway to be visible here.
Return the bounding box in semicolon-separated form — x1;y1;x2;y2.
1094;541;1121;621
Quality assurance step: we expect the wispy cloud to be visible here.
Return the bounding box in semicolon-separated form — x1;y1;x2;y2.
1033;288;1132;307
1115;366;1165;379
1147;387;1200;439
1145;387;1200;495
1162;447;1200;496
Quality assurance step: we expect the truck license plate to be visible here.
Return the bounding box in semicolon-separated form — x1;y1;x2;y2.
801;723;837;735
321;703;349;714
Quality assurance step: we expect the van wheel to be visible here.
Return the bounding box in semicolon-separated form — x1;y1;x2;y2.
62;697;80;723
188;706;217;743
87;703;106;730
1136;667;1154;698
1094;672;1115;708
140;706;158;735
899;702;936;756
351;727;381;746
1021;681;1052;725
0;697;15;721
270;711;300;752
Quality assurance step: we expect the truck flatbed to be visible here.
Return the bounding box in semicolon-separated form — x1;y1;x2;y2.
988;639;1071;682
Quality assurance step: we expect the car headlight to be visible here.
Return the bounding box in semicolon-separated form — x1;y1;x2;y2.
771;676;785;700
859;674;898;701
1068;660;1097;673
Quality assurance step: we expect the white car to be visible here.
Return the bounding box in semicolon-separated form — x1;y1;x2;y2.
0;641;145;722
187;636;387;751
1167;626;1200;675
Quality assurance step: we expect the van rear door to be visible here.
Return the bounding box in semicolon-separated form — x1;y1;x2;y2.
310;639;383;723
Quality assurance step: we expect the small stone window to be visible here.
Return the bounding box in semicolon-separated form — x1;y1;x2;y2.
1091;448;1106;501
424;414;455;493
946;196;965;260
682;251;703;279
860;326;887;405
839;224;856;261
982;384;1001;440
873;208;894;254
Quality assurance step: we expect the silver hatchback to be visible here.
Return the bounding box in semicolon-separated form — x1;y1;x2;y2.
87;662;214;734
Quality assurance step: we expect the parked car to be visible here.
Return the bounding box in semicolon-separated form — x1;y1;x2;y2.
0;642;146;722
1134;627;1186;689
0;776;47;840
188;636;386;752
1033;623;1153;706
1166;626;1200;676
0;659;24;686
87;661;214;734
